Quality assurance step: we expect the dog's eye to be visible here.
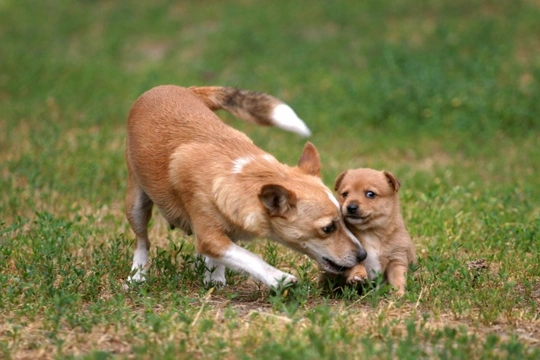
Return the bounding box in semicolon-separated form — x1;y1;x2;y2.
341;191;348;198
322;222;336;234
365;191;377;199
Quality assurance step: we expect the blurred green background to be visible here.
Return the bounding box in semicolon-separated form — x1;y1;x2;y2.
1;0;539;358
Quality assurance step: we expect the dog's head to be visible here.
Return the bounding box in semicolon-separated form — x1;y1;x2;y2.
258;143;367;274
334;168;401;232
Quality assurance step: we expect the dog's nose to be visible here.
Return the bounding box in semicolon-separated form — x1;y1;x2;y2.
357;248;367;263
347;203;359;214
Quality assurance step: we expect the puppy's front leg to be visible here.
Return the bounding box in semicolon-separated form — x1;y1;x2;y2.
385;262;408;296
345;264;368;284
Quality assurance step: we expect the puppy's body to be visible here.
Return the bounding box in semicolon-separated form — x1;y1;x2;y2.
334;168;416;296
125;85;366;289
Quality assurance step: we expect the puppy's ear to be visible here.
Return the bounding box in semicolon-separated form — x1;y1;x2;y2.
259;184;297;217
384;171;401;192
298;142;321;177
334;170;348;191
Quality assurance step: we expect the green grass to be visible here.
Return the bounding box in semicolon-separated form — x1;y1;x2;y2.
1;0;539;358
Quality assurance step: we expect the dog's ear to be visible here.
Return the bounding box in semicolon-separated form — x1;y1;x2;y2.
298;142;321;177
259;184;297;217
334;170;348;191
384;171;401;192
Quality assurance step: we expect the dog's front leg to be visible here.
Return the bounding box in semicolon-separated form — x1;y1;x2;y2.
214;243;297;289
195;224;297;289
203;256;227;286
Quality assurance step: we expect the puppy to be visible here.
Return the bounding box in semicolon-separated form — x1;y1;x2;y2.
125;85;367;289
334;168;416;296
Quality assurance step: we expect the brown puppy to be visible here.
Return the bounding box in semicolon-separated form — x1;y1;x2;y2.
125;85;367;289
334;168;416;296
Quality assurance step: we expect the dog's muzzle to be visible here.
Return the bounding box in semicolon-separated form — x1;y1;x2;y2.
322;248;367;274
357;247;367;262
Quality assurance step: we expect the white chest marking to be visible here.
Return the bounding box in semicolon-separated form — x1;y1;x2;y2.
362;234;382;279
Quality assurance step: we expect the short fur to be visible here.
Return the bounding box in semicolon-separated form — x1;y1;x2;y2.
125;85;366;289
333;168;416;296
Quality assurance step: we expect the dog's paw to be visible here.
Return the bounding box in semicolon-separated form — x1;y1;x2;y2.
269;274;298;295
123;275;145;291
346;267;368;285
281;273;298;285
203;277;227;288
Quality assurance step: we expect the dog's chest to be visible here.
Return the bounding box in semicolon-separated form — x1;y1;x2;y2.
361;234;383;280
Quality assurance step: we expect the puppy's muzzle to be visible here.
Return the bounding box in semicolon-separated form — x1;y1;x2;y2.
346;202;359;215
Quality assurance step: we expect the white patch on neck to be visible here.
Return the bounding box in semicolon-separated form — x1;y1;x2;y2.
262;154;276;162
271;104;312;137
232;156;254;174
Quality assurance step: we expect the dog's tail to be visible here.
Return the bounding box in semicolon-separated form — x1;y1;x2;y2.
188;86;311;137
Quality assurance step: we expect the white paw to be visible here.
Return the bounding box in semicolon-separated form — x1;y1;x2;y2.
281;273;298;285
204;272;227;287
269;272;298;289
123;275;145;291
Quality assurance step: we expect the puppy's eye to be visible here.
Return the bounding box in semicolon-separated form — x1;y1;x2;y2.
341;191;348;198
322;222;336;234
365;191;377;199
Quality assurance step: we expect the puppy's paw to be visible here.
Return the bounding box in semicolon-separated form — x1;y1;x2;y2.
346;265;368;284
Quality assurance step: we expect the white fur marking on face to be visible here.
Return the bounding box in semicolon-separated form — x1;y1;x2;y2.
343;225;362;247
326;191;340;210
232;156;254;174
271;104;312;137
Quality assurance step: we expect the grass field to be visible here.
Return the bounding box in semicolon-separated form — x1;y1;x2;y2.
1;0;539;358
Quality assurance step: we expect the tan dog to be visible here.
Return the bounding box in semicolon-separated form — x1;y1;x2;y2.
334;168;416;296
125;85;367;289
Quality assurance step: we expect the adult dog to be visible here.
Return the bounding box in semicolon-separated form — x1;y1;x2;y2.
125;85;366;289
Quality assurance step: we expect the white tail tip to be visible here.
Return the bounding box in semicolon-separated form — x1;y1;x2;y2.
271;104;312;137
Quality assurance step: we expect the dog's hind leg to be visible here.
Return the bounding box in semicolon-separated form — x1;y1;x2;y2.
125;175;154;283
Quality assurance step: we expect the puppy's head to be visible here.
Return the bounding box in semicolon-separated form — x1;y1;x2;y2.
258;143;367;274
334;168;401;231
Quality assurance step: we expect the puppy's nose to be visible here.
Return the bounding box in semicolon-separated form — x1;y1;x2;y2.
347;203;359;214
357;248;367;263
